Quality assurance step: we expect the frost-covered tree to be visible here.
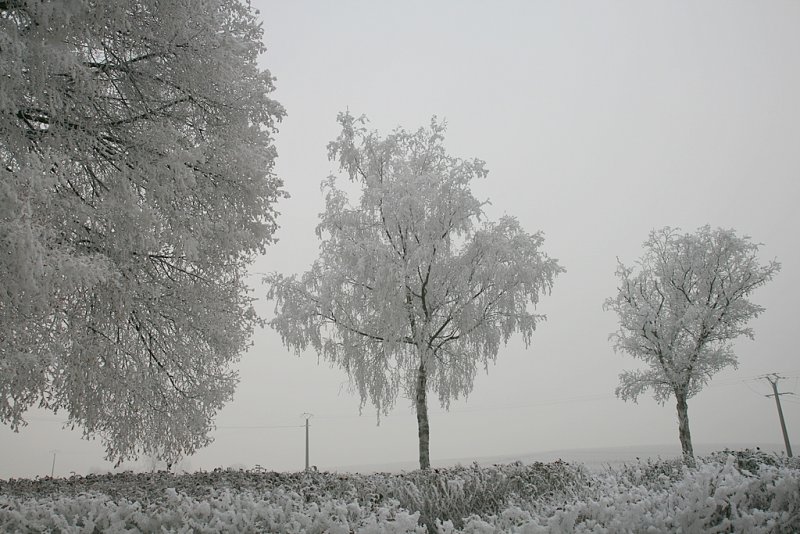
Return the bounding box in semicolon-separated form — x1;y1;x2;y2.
267;114;562;469
0;0;284;464
605;227;780;463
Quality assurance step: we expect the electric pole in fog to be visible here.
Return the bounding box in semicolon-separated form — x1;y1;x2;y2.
762;374;793;457
302;413;313;470
49;450;59;477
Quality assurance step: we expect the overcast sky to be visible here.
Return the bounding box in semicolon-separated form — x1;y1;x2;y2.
2;1;799;478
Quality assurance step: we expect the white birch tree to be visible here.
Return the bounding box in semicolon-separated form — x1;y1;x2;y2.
605;226;780;463
267;113;562;469
1;0;284;464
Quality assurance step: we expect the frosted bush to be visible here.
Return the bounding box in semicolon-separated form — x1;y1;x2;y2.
540;456;800;533
0;454;797;533
0;488;421;533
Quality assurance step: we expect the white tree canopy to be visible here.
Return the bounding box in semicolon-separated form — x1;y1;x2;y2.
0;0;284;464
267;113;562;467
605;226;780;460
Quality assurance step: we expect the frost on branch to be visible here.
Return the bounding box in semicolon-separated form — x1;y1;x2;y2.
605;226;780;460
267;113;562;468
0;0;285;464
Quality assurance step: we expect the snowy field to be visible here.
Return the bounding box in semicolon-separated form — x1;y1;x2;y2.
1;450;798;533
333;442;787;473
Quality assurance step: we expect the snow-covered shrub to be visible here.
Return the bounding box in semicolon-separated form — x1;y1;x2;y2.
1;453;797;533
542;455;800;533
376;461;586;529
708;447;799;474
0;488;425;533
605;456;687;491
383;465;508;529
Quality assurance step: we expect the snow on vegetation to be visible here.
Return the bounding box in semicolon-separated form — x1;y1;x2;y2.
0;450;797;533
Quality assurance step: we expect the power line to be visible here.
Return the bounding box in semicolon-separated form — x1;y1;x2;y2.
13;372;797;439
216;424;304;430
232;372;799;427
742;378;769;397
312;393;617;420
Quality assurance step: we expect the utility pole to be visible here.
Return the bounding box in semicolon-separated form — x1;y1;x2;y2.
301;413;313;470
763;374;793;457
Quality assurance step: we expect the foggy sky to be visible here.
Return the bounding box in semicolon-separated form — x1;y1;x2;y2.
2;1;799;478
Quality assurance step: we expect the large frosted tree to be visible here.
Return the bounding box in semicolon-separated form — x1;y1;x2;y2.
605;227;780;463
0;0;284;464
267;114;562;469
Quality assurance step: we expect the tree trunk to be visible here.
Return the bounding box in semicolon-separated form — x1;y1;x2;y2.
676;393;695;466
415;359;430;470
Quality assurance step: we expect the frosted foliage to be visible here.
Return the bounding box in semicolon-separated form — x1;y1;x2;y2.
268;113;562;416
606;227;780;404
0;1;285;464
2;455;797;532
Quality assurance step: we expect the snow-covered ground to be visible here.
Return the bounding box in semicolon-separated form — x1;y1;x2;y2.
1;450;797;533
